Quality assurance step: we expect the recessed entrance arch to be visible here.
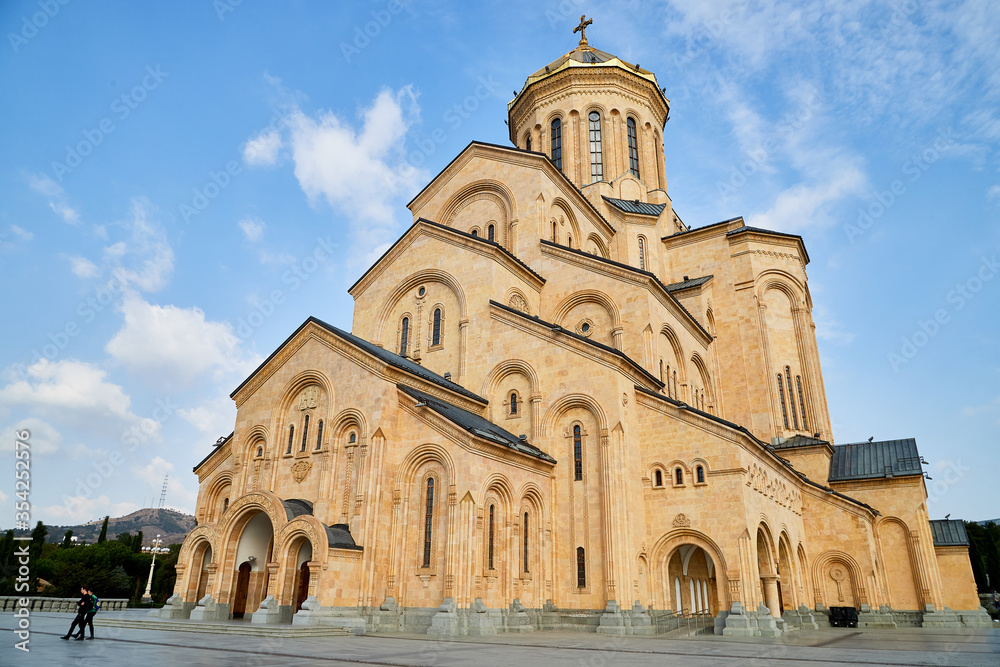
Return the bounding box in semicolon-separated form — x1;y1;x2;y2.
229;510;274;619
651;530;728;615
233;562;252;619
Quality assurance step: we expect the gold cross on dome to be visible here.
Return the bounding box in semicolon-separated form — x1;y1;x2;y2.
574;15;593;46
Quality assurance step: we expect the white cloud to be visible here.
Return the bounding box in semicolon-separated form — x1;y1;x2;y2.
238;216;266;242
812;304;856;346
9;224;33;241
68;255;100;278
29;173;80;224
748;159;866;232
105;293;256;387
987;184;1000;203
0;358;155;438
179;395;236;444
43;495;139;525
131;456;198;512
105;198;174;292
243;129;283;166
49;201;80;224
0;417;62;455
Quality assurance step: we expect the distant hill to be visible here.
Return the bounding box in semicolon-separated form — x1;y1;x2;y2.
43;508;195;546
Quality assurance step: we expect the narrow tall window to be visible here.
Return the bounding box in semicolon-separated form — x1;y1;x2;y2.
697;466;705;483
488;504;495;570
523;512;529;572
627;117;640;177
525;134;532;151
576;547;586;588
638;236;646;270
315;420;324;450
287;424;294;454
786;367;799;429
300;414;309;452
588;111;603;182
400;317;409;356
672;370;678;399
675;468;683;485
223;497;229;512
659;359;664;384
573;425;583;481
432;308;442;346
550;118;562;171
655;470;663;487
510;392;518;415
423;478;435;567
471;229;478;237
777;374;789;429
551;221;557;242
796;376;808;431
487;224;495;242
349;432;356;444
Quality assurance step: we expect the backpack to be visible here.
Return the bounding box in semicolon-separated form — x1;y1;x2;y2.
91;594;101;612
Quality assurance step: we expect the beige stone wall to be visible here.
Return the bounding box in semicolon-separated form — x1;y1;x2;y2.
935;546;982;610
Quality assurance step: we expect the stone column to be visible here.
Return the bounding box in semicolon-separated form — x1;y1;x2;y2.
458;318;469;382
762;575;781;617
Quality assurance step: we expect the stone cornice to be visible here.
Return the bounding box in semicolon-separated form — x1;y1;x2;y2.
348;218;546;299
406;142;617;240
540;241;713;345
661;217;744;249
829;475;924;492
397;389;554;474
727;232;809;267
490;302;662;392
195;438;231;478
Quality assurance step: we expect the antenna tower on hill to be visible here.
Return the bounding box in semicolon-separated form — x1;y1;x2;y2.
158;475;169;508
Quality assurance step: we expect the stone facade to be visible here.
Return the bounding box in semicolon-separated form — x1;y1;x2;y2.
165;25;989;635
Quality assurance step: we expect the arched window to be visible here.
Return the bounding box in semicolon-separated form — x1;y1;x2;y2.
487;224;495;242
796;376;808;431
550;118;562;171
588;111;603;182
423;478;435;567
525;133;532;151
510;391;518;415
300;414;309;452
287;424;294;455
223;497;229;512
786;367;799;429
315;420;324;450
576;547;586;588
432;308;442;347
675;468;683;485
638;236;646;270
256;446;263;458
659;359;664;384
400;317;410;356
523;511;529;572
348;432;356;444
672;370;678;399
567;234;572;248
471;229;478;237
627;117;640;178
488;504;495;570
573;425;583;481
551;220;557;243
655;469;663;487
777;374;789;429
697;466;705;484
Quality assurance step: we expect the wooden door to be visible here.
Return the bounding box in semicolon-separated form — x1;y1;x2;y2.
232;562;251;618
295;562;309;612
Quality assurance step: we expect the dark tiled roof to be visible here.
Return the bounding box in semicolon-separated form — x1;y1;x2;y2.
664;217;743;239
282;499;313;519
326;523;363;551
929;519;969;546
603;196;666;217
491;300;663;389
665;275;713;292
193;432;233;472
398;384;555;463
230;316;485;404
828;438;923;482
770;434;831;450
726;225;804;241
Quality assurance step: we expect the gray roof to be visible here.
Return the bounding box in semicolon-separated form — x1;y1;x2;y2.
603;196;666;217
929;519;969;546
770;434;831;450
398;384;556;463
665;275;713;292
828;438;923;482
230;316;485;404
326;523;363;551
282;499;313;519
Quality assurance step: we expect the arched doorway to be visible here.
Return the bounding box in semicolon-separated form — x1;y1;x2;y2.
233;563;251;619
289;538;313;613
194;544;212;602
662;545;718;615
295;562;310;612
756;527;781;618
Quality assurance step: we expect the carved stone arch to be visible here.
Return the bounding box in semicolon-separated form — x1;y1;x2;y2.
481;358;540;399
439;179;517;249
242;425;270;459
331;408;367;444
374;269;468;343
756;519;778;573
504;287;530;314
755;270;807;309
218;491;288;549
812;550;866;607
480;473;516;511
549;197;581;248
659;324;686;379
176;525;219;602
705;307;717;337
517;481;546;515
277;370;333;416
205;471;235;522
540;392;609;437
586;233;609;258
551;289;622;329
874;515;921;609
394;443;456;489
690;352;715;407
275;515;329;564
650;528;731;608
178;524;220;570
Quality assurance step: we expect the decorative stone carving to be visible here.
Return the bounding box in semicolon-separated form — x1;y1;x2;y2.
298;386;320;410
672;513;691;527
508;292;528;312
291;460;313;483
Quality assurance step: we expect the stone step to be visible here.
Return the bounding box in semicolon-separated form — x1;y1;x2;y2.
94;618;353;637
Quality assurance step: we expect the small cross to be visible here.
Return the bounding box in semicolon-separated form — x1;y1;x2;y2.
573;14;593;46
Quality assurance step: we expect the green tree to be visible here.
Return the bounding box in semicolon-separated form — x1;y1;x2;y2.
132;531;144;554
97;516;109;543
62;530;73;548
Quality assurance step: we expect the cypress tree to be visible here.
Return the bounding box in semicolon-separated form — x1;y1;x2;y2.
97;516;109;543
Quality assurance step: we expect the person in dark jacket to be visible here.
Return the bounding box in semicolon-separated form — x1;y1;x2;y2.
61;587;92;640
81;586;98;639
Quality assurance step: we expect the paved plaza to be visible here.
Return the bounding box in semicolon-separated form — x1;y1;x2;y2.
2;611;998;666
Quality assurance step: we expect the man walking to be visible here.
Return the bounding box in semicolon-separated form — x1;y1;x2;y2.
61;586;92;640
81;586;99;639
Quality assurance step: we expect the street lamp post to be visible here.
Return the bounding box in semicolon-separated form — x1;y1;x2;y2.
141;534;167;604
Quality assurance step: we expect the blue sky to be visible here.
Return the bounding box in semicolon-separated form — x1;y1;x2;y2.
1;0;997;528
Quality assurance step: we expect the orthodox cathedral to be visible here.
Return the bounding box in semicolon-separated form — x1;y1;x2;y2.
161;19;989;635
